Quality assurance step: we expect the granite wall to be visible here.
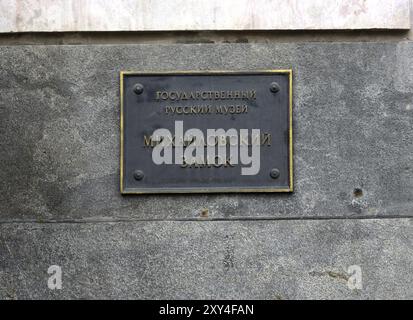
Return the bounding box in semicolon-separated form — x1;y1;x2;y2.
0;42;412;299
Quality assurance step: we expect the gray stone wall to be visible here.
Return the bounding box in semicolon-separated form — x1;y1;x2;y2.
0;42;412;299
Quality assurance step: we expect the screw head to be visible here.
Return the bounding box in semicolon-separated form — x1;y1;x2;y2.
270;168;280;179
133;170;144;180
133;83;144;95
270;82;280;93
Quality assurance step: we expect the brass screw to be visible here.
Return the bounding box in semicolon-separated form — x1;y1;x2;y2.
133;83;144;95
270;168;280;179
270;82;280;93
133;170;144;180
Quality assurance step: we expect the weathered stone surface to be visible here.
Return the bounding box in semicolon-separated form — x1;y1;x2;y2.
0;218;411;299
0;42;412;300
0;42;412;222
0;0;410;33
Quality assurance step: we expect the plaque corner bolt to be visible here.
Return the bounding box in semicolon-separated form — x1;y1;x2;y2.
270;168;280;179
133;170;144;181
133;83;144;95
270;82;280;93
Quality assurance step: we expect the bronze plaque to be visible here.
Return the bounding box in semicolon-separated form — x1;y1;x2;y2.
120;71;293;194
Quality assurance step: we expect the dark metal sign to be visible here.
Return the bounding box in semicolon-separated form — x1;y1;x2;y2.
120;71;293;194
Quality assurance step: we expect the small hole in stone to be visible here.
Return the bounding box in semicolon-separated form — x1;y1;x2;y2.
201;208;209;217
353;188;363;198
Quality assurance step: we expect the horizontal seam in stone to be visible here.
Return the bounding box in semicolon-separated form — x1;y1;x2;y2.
0;215;411;225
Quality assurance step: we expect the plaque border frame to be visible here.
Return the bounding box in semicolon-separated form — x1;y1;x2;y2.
120;70;293;194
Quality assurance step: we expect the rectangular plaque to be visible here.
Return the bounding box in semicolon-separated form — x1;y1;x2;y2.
120;70;293;194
